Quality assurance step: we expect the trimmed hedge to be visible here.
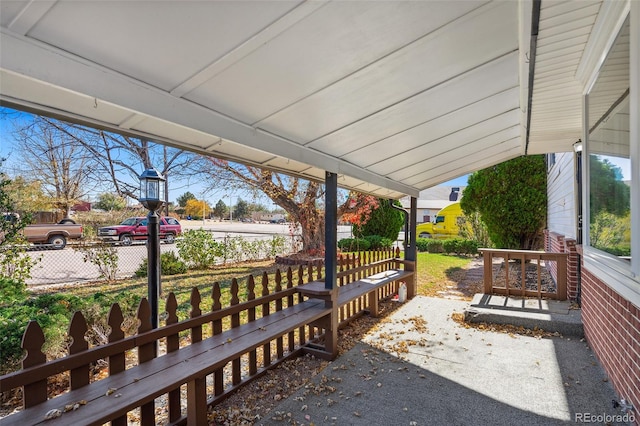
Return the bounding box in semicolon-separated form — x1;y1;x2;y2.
363;235;394;250
416;238;478;255
337;238;371;252
443;238;479;255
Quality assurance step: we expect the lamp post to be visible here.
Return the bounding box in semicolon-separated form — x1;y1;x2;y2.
139;168;166;331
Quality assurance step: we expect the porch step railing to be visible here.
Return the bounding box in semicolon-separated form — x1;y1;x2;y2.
479;248;568;300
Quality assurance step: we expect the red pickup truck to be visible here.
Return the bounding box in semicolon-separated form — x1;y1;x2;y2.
98;217;182;245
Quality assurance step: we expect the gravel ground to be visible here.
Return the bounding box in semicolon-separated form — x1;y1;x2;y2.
492;260;556;293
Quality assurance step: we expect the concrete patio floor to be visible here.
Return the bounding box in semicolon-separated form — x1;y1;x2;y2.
265;296;630;425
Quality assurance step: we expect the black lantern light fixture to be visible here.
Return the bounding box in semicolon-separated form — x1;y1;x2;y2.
140;168;166;212
139;168;166;332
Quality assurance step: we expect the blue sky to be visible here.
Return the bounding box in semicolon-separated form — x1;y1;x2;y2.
442;175;468;187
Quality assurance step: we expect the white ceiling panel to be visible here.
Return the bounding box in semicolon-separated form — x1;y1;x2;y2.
370;109;521;177
390;126;522;183
0;1;610;199
257;2;518;143
413;140;522;189
185;1;487;125
306;51;519;157
341;87;520;168
27;1;302;92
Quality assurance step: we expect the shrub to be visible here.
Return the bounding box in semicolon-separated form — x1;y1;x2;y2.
363;235;394;250
222;236;243;264
416;238;445;253
353;199;405;241
1;175;42;282
426;239;444;253
443;239;461;254
461;155;547;250
135;251;188;277
268;235;287;258
337;238;371;252
0;294;86;370
416;238;429;252
460;239;479;255
442;238;478;255
0;291;142;372
241;238;261;262
75;241;119;281
0;277;27;307
177;229;223;269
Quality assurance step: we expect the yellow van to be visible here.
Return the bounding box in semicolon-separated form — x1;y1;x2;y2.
416;202;464;239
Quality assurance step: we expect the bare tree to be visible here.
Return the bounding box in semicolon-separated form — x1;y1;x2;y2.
200;158;378;253
13;117;93;218
33;116;199;215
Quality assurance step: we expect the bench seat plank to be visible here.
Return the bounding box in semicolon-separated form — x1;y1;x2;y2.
298;270;413;307
337;270;413;305
4;300;330;426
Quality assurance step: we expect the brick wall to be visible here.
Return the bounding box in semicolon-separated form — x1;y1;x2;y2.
546;230;639;423
581;260;640;425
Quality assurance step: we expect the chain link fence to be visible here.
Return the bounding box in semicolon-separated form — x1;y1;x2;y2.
24;227;356;287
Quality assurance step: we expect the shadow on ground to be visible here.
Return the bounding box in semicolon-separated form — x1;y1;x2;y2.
266;297;627;426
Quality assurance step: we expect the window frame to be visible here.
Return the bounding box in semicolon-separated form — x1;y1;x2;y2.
581;3;639;307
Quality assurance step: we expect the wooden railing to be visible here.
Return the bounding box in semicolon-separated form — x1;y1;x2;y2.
479;248;568;300
0;248;405;425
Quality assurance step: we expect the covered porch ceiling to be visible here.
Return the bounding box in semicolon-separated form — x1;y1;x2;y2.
0;1;602;199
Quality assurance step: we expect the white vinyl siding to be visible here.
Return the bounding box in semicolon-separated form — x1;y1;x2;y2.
547;152;577;240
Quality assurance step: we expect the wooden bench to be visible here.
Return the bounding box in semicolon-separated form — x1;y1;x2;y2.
1;253;410;425
298;268;414;316
297;257;414;358
0;298;331;426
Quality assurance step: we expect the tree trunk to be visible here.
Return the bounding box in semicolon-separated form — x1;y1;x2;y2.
299;213;324;253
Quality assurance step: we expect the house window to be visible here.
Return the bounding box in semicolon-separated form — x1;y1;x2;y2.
547;153;556;171
586;15;631;261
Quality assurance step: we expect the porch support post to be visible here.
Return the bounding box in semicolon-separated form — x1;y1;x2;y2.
324;171;339;359
325;172;337;291
405;196;418;298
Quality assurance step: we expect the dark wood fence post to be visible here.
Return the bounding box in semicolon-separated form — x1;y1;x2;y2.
108;303;127;426
247;275;257;375
68;311;89;390
211;283;224;396
231;279;242;383
260;273;271;368
297;266;306;345
482;250;493;294
21;321;47;408
136;298;156;426
165;293;181;423
275;270;284;358
187;287;207;425
286;268;295;353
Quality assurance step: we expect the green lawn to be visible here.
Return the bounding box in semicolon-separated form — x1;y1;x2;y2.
415;252;476;297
